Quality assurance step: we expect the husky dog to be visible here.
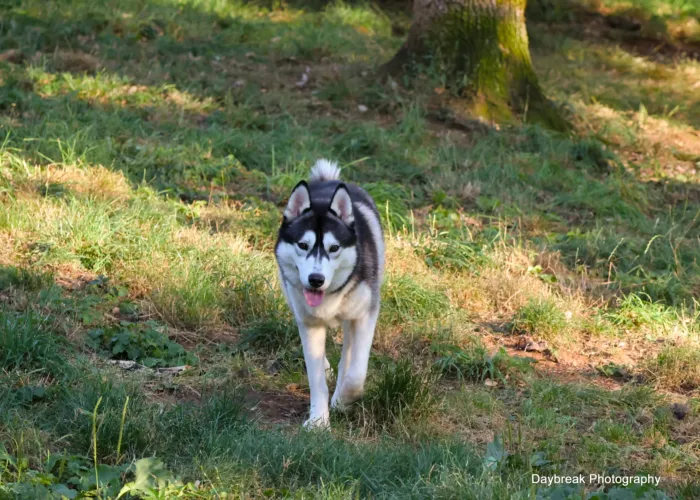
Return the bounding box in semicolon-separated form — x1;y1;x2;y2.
275;159;384;428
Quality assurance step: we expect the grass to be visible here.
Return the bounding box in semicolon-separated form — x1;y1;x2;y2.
339;359;438;432
433;339;535;383
0;0;699;497
511;298;569;343
647;346;700;394
0;309;71;376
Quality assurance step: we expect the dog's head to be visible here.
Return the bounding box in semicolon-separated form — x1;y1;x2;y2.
275;181;357;307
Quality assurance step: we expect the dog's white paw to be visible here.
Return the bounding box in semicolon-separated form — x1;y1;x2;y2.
303;413;330;430
330;393;343;410
332;377;365;408
331;389;363;410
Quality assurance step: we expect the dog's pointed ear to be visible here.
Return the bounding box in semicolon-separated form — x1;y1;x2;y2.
284;181;311;221
330;184;354;225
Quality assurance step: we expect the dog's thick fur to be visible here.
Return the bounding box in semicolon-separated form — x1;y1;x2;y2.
275;159;384;428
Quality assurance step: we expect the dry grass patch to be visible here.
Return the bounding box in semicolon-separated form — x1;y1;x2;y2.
0;232;18;266
32;164;133;200
646;345;700;394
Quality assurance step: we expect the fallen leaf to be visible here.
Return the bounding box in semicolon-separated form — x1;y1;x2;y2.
0;49;24;64
295;66;310;88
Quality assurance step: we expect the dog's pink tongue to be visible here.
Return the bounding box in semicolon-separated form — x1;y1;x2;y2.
303;289;325;307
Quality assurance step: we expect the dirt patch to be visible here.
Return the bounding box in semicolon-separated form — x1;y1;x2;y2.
51;264;98;291
51;50;101;74
246;387;309;425
481;326;669;392
148;383;203;406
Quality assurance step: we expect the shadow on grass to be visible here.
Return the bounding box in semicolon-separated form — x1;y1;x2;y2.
528;0;700;60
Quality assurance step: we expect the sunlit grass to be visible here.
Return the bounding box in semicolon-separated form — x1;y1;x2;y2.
1;0;700;496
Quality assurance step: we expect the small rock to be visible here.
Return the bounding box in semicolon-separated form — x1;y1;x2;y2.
484;379;498;387
233;78;245;88
265;358;281;373
357;104;368;113
156;365;188;375
109;360;144;371
672;403;689;420
517;335;549;353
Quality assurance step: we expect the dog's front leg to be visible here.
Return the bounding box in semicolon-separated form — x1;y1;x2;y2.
299;323;330;428
334;307;379;406
331;320;354;409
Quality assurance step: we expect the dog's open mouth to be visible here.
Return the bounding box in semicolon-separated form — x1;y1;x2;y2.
303;288;325;307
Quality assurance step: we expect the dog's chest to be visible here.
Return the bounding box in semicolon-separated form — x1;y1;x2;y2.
289;281;372;327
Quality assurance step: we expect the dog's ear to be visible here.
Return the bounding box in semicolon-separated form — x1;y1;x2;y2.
330;184;354;225
284;181;311;221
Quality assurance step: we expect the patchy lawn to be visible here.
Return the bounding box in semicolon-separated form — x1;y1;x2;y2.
1;0;699;498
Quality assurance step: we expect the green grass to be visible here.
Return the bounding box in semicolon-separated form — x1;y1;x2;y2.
529;0;700;44
433;340;535;384
0;0;699;497
511;298;569;342
339;359;438;432
0;310;71;376
605;293;681;335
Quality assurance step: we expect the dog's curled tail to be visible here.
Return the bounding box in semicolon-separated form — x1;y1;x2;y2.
309;159;341;182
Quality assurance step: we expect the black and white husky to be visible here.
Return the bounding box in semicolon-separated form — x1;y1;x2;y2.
275;159;384;428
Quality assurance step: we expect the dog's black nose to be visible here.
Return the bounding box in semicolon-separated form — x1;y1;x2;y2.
308;273;325;289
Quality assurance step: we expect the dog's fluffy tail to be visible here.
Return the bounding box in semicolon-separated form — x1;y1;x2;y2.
309;159;341;182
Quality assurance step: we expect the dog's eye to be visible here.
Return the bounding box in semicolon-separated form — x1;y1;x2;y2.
329;245;340;253
298;242;309;251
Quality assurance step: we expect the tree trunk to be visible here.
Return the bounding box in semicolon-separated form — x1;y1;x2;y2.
382;0;568;130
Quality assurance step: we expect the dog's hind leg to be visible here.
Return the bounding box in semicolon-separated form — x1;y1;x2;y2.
299;323;330;429
333;307;378;406
331;320;354;408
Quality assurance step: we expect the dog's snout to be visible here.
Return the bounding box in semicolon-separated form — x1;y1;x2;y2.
308;273;325;289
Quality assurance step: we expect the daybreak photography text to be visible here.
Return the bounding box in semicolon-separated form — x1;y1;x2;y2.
532;474;661;487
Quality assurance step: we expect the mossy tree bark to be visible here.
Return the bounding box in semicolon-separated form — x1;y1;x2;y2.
382;0;568;130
